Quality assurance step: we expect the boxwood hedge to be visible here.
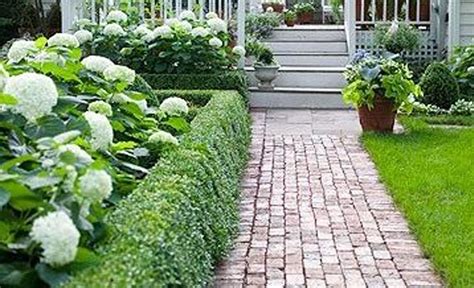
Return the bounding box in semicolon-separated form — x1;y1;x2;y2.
67;90;250;287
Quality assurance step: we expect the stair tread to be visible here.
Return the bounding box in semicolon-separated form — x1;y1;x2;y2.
245;66;346;72
264;39;347;43
274;25;345;31
273;52;349;56
249;87;342;93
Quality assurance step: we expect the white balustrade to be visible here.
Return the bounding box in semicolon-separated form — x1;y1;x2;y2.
355;0;432;26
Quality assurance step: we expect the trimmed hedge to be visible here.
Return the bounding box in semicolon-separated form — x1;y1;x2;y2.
420;62;460;109
67;90;250;287
141;70;249;97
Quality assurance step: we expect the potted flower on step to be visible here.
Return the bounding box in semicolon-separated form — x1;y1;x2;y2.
283;10;297;27
254;46;280;90
262;0;285;13
342;52;422;132
294;3;315;24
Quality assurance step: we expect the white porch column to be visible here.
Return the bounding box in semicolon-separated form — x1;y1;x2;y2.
344;0;356;56
61;0;79;32
447;0;460;55
237;0;246;68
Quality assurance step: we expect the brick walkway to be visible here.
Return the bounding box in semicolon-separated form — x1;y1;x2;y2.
214;109;443;288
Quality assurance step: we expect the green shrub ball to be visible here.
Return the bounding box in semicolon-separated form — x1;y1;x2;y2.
420;62;460;109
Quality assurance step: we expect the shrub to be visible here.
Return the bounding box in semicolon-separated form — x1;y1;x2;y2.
374;21;421;54
245;12;281;39
448;45;474;101
420;62;460;109
66;90;250;287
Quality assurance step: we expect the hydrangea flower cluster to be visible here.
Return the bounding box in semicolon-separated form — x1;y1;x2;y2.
84;111;114;150
149;130;179;145
103;23;126;36
209;37;223;48
159;97;189;115
58;144;93;165
4;73;58;121
81;55;115;73
47;33;80;48
232;45;246;56
207;18;227;34
106;10;128;23
7;40;36;63
191;27;210;38
30;211;80;267
74;30;93;44
103;65;136;84
88;100;113;117
134;24;152;36
179;10;197;21
206;12;219;19
79;169;113;202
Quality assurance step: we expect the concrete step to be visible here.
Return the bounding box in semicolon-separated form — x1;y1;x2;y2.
246;66;347;89
269;25;346;42
250;87;348;109
273;52;349;67
265;40;348;53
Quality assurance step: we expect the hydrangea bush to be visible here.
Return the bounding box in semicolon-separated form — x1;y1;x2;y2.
0;33;191;286
74;10;245;74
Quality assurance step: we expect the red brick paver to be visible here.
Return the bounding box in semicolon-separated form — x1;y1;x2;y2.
214;110;442;287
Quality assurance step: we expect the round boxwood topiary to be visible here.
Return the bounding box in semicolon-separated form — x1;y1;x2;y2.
420;62;460;109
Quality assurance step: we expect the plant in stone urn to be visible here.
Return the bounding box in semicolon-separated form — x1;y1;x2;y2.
343;51;422;132
253;45;280;89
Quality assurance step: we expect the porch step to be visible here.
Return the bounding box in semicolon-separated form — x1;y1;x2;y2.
245;66;346;89
265;40;348;53
269;25;346;42
273;52;349;67
250;87;348;109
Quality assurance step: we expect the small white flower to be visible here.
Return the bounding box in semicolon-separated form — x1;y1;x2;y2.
134;24;152;36
7;40;36;63
103;23;125;36
468;66;474;74
74;29;93;44
59;144;93;165
266;7;274;12
83;111;114;150
205;12;219;19
191;27;210;37
179;10;197;21
149;130;179;145
207;18;227;33
47;33;80;48
232;45;246;56
172;20;192;32
209;37;223;48
81;55;115;73
74;18;92;29
151;25;173;40
30;211;80;267
88;101;113;117
0;64;9;91
4;73;58;121
106;10;128;23
159;97;189;115
79;169;113;202
103;65;136;84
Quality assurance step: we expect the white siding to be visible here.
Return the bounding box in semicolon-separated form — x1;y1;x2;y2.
460;0;474;44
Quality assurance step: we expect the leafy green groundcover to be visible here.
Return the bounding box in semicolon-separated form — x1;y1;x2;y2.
67;90;250;287
141;70;249;98
362;118;474;287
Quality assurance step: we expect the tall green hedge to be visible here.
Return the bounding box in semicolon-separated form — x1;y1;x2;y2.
141;70;249;98
67;90;250;287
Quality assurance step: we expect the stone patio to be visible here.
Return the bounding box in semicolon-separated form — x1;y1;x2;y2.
213;109;442;287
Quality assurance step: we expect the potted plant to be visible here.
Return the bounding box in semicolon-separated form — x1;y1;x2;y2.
374;21;421;54
254;46;280;89
262;0;285;13
342;51;422;132
294;2;315;24
283;10;297;27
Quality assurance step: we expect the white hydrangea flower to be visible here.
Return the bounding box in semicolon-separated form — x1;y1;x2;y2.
47;33;80;48
58;144;93;165
0;64;9;91
207;18;227;33
205;12;219;19
81;55;115;73
79;169;113;202
134;24;152;36
32;51;65;66
209;37;223;48
4;73;58;121
74;18;92;29
88;101;113;117
266;6;274;12
74;30;93;44
151;25;173;40
103;65;136;84
165;18;180;26
159;97;189;115
149;130;179;145
30;211;80;267
179;10;197;21
232;45;246;56
103;23;125;36
7;40;36;63
83;111;114;150
172;20;192;32
191;27;210;37
63;165;78;193
106;10;128;23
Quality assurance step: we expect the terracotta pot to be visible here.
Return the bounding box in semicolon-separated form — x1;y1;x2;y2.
297;12;314;24
357;96;396;132
285;19;296;27
262;3;285;13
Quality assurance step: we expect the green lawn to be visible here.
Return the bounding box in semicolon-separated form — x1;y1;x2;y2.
362;118;474;287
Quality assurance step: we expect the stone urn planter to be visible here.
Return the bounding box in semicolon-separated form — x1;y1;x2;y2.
254;64;280;90
357;95;396;132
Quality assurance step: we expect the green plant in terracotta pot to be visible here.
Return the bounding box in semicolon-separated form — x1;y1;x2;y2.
283;10;297;27
343;51;422;132
294;2;315;24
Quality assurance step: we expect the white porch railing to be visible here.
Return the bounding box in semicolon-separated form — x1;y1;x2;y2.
355;0;432;26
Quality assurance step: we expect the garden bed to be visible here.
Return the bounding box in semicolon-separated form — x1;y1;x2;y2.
66;90;250;287
362;118;474;287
